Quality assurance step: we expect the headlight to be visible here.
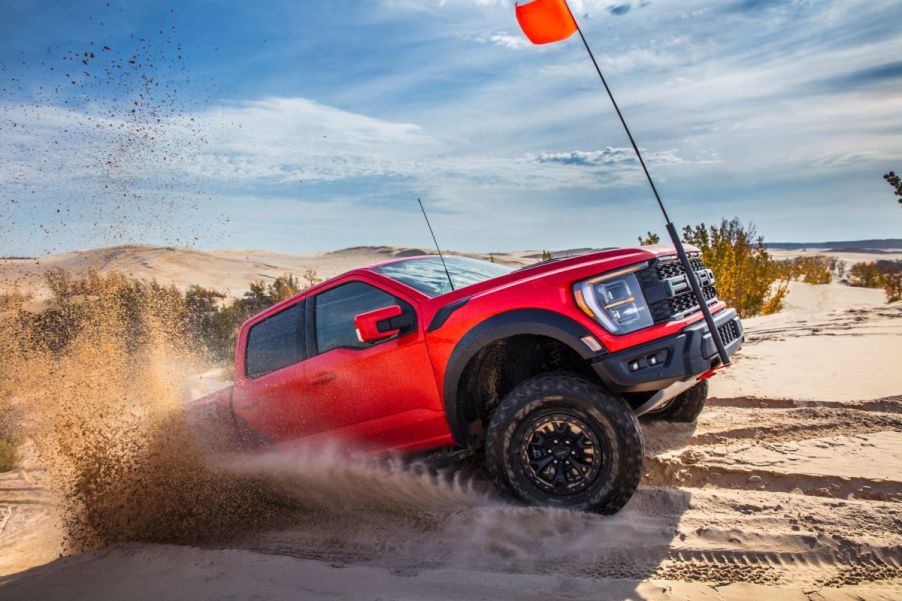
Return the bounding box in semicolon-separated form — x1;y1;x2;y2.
573;266;654;334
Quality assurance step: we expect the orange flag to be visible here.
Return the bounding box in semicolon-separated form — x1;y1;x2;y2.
515;0;578;45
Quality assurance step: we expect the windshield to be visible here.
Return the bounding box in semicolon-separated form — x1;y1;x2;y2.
372;256;514;297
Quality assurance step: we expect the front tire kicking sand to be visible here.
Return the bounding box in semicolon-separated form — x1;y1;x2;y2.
485;374;643;514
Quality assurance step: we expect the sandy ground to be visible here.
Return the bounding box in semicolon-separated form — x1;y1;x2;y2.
1;248;901;600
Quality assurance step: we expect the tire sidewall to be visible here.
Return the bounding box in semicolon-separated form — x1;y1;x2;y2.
486;376;642;512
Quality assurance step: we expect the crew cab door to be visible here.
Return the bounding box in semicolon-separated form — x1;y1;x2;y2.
297;277;448;452
232;299;309;445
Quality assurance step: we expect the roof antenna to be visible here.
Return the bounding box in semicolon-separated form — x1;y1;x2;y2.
417;197;455;292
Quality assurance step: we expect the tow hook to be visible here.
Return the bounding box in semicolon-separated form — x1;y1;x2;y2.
698;363;730;381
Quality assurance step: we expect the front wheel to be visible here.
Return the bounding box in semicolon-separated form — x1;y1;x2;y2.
485;374;643;514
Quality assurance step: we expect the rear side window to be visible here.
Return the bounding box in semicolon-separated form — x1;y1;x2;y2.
315;282;404;354
245;302;305;378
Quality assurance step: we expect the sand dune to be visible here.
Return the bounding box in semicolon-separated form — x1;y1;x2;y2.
1;247;900;600
0;245;538;300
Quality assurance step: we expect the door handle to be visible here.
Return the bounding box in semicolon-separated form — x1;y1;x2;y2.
311;372;336;385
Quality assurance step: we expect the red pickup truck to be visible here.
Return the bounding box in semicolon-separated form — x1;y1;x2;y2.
194;247;742;513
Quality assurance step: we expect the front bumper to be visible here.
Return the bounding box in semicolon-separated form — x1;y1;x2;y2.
591;308;743;392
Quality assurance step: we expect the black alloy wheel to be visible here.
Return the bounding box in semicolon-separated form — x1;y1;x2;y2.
485;373;643;514
520;412;604;496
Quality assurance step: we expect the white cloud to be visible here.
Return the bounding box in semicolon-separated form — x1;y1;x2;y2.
529;146;687;167
192;97;438;183
476;31;530;49
3;95;675;202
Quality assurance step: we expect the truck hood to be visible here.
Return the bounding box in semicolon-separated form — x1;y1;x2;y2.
438;244;693;303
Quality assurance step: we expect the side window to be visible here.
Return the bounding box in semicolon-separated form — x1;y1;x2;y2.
315;282;409;354
245;302;305;378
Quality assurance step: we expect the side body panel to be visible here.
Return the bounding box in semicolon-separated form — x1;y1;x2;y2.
232;273;452;453
232;360;308;445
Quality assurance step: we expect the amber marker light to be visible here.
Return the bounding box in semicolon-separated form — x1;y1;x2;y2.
574;287;596;318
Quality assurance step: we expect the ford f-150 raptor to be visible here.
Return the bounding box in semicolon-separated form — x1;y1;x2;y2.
194;246;742;513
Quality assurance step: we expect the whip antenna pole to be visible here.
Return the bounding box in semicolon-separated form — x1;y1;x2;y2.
417;198;455;292
562;1;730;367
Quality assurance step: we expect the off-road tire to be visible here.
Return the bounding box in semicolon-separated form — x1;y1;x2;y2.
654;380;708;423
484;373;643;514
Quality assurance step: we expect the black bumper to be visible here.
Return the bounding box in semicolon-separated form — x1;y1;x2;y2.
591;308;743;392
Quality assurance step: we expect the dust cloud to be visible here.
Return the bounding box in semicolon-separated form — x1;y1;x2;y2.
0;284;495;553
1;281;672;580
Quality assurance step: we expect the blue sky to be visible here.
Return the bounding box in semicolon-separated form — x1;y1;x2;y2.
1;0;901;256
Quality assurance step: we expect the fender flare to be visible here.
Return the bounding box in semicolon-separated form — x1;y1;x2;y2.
442;308;602;447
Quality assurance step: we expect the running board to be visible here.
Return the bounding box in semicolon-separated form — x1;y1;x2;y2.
634;377;699;416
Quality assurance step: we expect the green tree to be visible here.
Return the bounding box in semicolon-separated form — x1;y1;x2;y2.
269;274;301;302
184;286;234;359
638;231;661;245
884;171;902;206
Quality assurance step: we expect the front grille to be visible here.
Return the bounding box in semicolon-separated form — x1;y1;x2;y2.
648;285;717;322
718;319;740;345
656;257;704;280
640;255;719;323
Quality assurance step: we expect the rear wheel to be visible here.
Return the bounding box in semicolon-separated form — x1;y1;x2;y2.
485;374;643;514
653;380;708;423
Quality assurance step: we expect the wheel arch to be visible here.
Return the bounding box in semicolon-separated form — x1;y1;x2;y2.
443;308;603;448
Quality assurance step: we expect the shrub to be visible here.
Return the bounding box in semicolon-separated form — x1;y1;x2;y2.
886;273;902;302
848;262;883;288
25;269;189;355
184;286;233;360
638;231;660;245
682;218;788;316
829;257;846;278
0;389;20;472
13;268;324;365
848;260;902;302
0;438;16;472
780;256;832;284
302;268;322;288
